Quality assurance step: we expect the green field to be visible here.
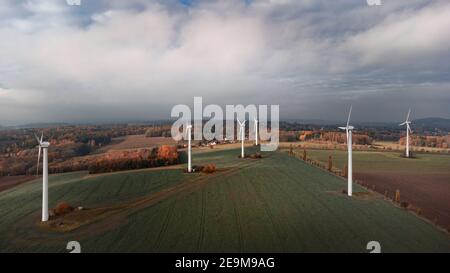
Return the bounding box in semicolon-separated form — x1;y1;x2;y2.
300;149;450;173
0;147;449;253
299;149;450;229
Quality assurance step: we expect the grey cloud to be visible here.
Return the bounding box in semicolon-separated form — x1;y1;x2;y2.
0;0;449;125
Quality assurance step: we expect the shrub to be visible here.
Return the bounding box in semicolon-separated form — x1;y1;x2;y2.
202;164;217;174
327;155;332;171
394;190;401;203
343;164;348;178
249;153;262;159
191;165;203;172
54;202;74;216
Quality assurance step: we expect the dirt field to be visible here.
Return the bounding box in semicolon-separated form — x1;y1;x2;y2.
356;171;450;228
98;135;176;152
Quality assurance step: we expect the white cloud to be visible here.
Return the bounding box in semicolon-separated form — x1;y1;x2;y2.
0;0;449;124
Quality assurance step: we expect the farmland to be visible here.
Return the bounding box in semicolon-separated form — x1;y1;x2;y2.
0;147;449;252
301;149;450;228
96;135;176;152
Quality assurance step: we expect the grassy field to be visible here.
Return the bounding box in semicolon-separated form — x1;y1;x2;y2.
97;135;176;152
301;149;450;228
0;147;449;253
301;149;450;172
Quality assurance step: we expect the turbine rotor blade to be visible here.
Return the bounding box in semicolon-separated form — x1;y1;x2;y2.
36;146;41;176
40;132;43;143
34;133;40;144
346;105;352;127
406;108;411;122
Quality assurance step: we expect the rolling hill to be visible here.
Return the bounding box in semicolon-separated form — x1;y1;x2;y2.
0;147;449;252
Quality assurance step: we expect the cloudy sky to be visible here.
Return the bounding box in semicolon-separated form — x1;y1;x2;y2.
0;0;449;125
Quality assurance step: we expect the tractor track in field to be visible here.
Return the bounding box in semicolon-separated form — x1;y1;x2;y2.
226;180;243;253
261;162;329;246
274;158;367;248
114;175;130;198
264;174;314;245
197;187;207;252
287;156;409;245
17;157;263;243
247;176;286;252
154;199;177;252
82;177;107;203
0;195;41;220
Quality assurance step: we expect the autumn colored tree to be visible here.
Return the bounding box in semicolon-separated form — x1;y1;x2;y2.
328;155;333;171
157;145;179;163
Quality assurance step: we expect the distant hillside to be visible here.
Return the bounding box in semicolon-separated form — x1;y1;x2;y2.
413;117;450;130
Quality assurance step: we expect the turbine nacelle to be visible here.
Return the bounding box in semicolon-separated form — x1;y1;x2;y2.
237;119;246;135
338;126;354;131
400;109;412;126
34;133;50;176
399;121;411;126
40;142;50;148
237;119;246;127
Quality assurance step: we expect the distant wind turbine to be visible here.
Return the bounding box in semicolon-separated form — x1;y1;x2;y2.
338;105;354;197
238;119;246;158
399;109;412;158
186;123;192;172
35;133;50;221
254;117;258;146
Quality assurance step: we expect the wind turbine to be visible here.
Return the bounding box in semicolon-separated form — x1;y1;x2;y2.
35;133;50;222
399;109;412;158
338;105;354;197
238;119;246;158
254;117;258;146
186;123;192;172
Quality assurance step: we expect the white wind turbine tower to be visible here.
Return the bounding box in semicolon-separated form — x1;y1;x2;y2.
254;117;258;146
238;119;246;158
338;106;354;197
400;109;412;158
186;123;192;172
35;133;50;222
